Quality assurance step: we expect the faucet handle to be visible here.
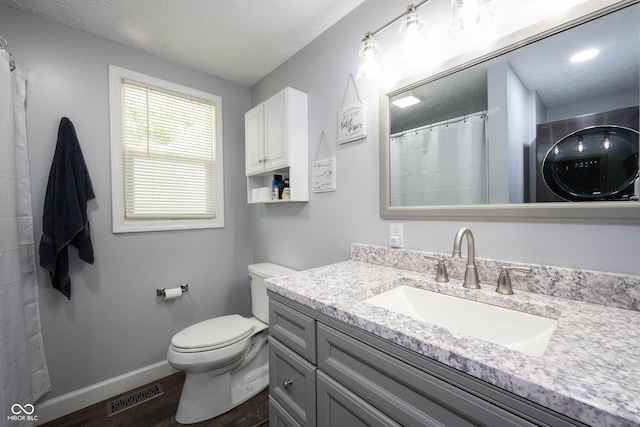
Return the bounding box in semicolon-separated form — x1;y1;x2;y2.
423;255;449;283
496;265;532;295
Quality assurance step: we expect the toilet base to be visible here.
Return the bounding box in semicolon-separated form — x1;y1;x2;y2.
174;341;269;424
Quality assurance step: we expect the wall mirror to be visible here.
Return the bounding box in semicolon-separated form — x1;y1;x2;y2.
380;1;640;223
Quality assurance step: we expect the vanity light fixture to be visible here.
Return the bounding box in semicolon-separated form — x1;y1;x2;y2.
356;1;430;81
398;5;428;60
392;95;422;108
356;32;385;81
356;0;493;81
570;48;599;63
450;0;494;36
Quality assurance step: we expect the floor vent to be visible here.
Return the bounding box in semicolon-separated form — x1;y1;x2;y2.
106;383;164;417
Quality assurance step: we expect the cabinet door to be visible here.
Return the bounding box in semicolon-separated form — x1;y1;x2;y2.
317;323;538;427
270;396;303;427
317;371;400;427
270;299;316;364
263;89;289;171
245;103;265;175
270;338;317;427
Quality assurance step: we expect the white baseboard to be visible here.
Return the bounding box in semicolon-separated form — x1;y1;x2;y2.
34;360;178;425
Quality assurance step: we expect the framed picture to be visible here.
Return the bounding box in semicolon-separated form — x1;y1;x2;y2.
338;100;367;144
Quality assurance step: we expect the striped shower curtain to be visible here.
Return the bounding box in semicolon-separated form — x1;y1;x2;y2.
0;49;51;423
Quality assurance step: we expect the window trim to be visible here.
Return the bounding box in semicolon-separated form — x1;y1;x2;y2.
109;65;224;233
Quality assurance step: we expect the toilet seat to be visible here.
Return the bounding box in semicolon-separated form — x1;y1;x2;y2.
170;314;255;353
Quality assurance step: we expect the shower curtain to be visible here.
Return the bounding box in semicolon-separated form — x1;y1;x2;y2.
390;112;488;206
0;50;51;422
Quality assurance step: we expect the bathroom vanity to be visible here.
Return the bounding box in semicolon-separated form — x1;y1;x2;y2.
266;244;640;426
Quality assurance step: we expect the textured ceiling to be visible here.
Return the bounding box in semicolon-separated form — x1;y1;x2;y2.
0;0;364;86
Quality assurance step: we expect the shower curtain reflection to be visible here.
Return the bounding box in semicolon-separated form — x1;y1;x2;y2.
0;49;51;422
390;112;488;206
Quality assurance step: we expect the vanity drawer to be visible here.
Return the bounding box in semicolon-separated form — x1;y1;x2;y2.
317;371;400;427
317;323;538;427
270;298;316;363
269;396;302;427
269;337;317;427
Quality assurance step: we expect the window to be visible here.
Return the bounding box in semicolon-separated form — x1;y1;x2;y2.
109;66;224;232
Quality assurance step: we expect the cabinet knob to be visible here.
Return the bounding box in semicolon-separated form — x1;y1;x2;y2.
258;158;263;163
283;379;293;390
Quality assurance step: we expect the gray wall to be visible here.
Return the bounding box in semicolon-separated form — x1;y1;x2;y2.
546;89;640;123
0;6;252;399
2;0;639;405
250;0;640;276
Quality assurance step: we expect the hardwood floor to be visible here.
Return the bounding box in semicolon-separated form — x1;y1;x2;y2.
41;372;269;427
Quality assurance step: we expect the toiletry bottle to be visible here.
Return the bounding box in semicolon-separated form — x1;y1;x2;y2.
282;178;290;200
272;174;282;200
279;178;285;199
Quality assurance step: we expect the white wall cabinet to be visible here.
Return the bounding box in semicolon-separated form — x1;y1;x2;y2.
245;87;309;203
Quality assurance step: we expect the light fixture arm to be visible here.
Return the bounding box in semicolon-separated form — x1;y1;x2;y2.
364;0;432;38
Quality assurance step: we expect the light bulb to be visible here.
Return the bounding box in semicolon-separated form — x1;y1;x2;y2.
461;2;480;30
577;136;585;152
399;7;424;34
356;33;384;81
603;132;611;150
450;0;493;36
398;6;428;60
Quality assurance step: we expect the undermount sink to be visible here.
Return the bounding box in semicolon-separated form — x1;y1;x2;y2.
364;285;558;357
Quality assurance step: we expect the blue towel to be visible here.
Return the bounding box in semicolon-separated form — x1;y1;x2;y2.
39;117;95;299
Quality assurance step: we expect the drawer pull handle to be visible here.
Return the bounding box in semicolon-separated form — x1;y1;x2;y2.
283;379;293;390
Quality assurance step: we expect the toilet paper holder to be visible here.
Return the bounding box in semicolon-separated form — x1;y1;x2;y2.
156;284;189;297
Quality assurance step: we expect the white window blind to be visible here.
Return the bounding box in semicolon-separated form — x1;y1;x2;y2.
109;65;224;233
122;80;216;219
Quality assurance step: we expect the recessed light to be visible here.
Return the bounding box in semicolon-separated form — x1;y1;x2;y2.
570;48;599;63
392;95;421;108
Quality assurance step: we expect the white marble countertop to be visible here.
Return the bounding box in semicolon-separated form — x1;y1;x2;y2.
266;258;640;427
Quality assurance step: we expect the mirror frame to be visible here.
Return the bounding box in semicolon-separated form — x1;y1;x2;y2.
380;0;640;224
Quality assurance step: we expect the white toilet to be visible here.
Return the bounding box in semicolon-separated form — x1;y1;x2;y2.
166;263;296;424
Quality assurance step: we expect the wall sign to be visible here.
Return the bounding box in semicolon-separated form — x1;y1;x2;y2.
338;101;367;144
338;74;367;144
312;131;337;193
312;157;336;193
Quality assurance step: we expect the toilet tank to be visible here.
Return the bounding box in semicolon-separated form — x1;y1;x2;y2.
248;263;296;323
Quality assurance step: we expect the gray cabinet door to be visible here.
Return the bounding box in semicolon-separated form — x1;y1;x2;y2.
270;298;317;363
317;323;538;427
270;337;317;427
270;396;303;427
317;371;400;427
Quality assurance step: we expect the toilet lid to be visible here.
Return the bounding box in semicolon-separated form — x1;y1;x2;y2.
171;314;255;351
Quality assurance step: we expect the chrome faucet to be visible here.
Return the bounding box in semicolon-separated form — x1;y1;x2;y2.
452;227;480;289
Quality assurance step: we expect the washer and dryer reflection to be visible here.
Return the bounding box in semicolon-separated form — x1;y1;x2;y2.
535;106;639;202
